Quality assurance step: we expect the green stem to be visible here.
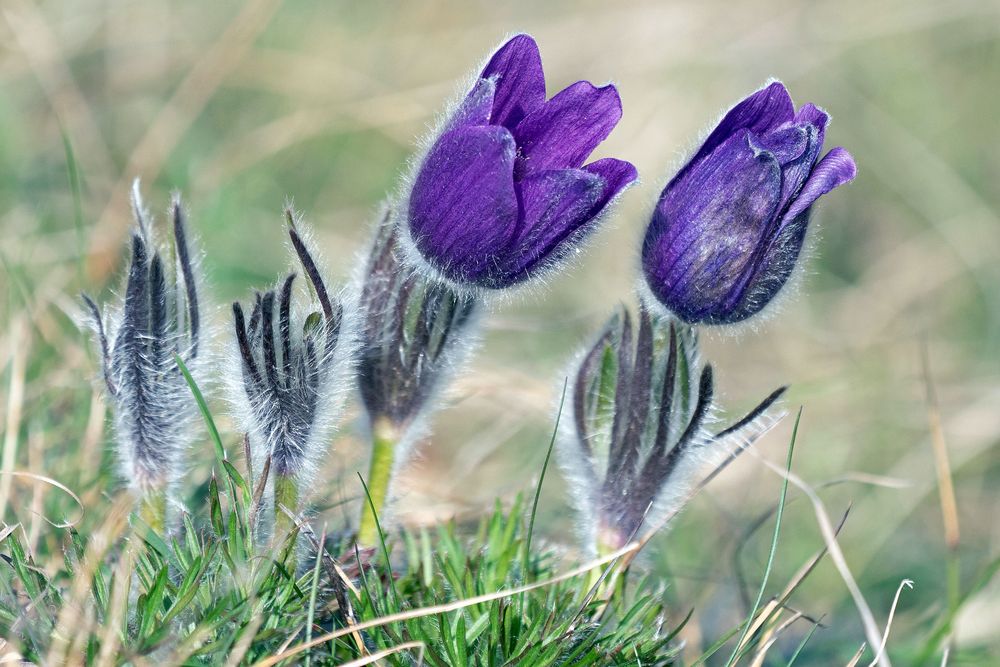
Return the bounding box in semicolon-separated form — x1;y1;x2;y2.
357;417;398;546
138;489;166;535
589;524;626;592
274;474;298;538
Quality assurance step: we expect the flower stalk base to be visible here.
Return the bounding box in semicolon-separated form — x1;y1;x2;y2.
357;418;399;546
274;474;299;538
137;489;166;535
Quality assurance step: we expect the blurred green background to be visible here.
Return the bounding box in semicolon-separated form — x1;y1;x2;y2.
1;0;998;663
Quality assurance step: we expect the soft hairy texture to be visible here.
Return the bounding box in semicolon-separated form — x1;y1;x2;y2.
556;305;787;555
82;183;202;493
229;214;356;488
357;215;478;435
642;81;857;325
405;33;637;290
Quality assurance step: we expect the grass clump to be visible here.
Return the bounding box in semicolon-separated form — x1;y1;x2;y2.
0;460;684;665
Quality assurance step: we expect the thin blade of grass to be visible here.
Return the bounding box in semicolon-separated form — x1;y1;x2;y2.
303;525;326;667
846;643;867;667
59;126;86;282
175;354;225;465
749;610;804;667
867;579;913;667
0;319;28;524
785;617;823;666
357;472;401;611
725;408;801;666
332;641;425;667
521;378;566;598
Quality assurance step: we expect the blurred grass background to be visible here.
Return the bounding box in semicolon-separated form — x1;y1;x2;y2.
1;0;998;663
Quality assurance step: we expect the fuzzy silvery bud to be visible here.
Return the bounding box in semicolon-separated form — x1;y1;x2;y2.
82;183;203;527
229;212;355;530
400;34;637;290
558;306;786;555
358;215;478;435
354;215;478;544
642;81;856;325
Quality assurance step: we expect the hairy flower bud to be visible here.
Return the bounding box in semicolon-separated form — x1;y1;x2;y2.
359;215;478;434
401;34;637;289
558;306;786;554
354;214;478;544
82;182;203;525
642;81;857;325
229;211;355;527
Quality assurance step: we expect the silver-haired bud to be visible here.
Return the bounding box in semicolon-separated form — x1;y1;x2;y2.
558;305;786;556
81;182;203;531
355;213;478;545
229;210;355;535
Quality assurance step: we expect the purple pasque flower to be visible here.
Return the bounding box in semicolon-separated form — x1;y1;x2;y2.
642;81;857;325
405;34;637;289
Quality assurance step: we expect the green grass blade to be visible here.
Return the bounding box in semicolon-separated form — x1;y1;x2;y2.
785;617;823;666
523;379;567;583
357;472;401;612
59;126;86;282
175;353;225;465
725;407;801;666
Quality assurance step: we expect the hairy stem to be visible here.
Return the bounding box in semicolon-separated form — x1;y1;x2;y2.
357;417;399;546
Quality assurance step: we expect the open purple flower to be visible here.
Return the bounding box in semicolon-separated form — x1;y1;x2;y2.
642;81;857;325
405;34;637;289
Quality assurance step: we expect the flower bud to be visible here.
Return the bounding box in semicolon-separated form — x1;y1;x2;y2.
358;215;478;434
354;214;478;544
229;211;355;528
642;81;856;325
558;306;786;554
82;182;203;526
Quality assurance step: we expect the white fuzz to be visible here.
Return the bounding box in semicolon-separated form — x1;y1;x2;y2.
225;211;359;517
556;304;786;557
81;181;208;503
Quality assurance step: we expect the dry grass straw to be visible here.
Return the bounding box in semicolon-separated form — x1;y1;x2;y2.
921;342;960;552
748;446;900;667
0;317;28;523
334;641;426;667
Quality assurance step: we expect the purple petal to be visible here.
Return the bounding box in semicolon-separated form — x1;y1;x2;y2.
449;77;496;131
794;102;830;146
689;81;795;168
582;158;638;210
481;34;546;129
512;81;623;176
751;124;809;166
726;211;810;324
506;160;635;279
643;131;783;323
752;122;815;209
502;158;636;280
781;147;857;222
409;125;518;283
505;168;605;279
